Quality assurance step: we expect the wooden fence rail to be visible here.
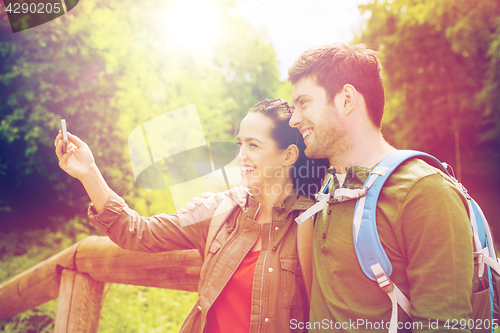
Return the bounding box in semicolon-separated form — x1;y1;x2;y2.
0;236;203;331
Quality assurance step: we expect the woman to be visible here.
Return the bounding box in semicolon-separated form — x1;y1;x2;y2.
54;99;329;332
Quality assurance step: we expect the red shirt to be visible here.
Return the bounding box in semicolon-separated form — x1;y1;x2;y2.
207;250;261;333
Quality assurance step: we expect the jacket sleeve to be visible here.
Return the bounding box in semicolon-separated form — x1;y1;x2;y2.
87;190;227;254
397;173;473;332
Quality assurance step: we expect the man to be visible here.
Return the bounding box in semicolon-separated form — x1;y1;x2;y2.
287;43;473;332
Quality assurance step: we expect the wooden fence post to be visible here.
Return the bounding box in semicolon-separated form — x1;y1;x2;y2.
0;236;201;322
0;242;78;321
54;269;105;333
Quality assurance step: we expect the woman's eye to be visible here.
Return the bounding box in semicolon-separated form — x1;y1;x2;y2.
236;142;242;146
250;143;258;148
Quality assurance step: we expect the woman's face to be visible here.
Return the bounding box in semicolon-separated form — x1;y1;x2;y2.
236;113;291;194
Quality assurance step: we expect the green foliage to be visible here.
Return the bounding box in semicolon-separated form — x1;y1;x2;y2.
274;80;295;102
0;216;94;282
0;0;284;330
2;0;499;329
0;0;283;225
356;0;500;169
0;2;123;228
100;285;198;333
0;301;57;333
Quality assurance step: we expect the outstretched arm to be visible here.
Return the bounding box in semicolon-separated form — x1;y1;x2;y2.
54;131;110;213
54;131;246;253
88;190;227;253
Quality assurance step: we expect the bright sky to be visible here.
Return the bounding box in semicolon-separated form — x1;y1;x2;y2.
0;0;370;81
234;0;371;80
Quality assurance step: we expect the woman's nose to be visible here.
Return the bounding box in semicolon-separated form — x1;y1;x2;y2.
236;147;247;161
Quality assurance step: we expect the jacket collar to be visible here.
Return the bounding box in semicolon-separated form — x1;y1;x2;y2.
245;189;314;220
328;166;373;192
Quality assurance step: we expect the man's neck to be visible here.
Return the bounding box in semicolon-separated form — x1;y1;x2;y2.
330;132;396;174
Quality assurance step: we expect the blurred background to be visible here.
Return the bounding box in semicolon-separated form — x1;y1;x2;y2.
0;0;499;331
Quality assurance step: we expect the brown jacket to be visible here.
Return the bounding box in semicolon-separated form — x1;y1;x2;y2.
88;188;314;332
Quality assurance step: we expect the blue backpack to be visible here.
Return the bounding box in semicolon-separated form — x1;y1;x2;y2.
296;150;500;333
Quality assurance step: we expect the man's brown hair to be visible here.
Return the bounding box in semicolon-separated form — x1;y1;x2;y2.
288;43;385;128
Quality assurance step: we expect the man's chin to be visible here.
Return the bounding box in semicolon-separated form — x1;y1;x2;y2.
304;146;322;159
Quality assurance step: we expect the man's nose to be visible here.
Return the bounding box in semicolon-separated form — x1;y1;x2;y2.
289;109;301;128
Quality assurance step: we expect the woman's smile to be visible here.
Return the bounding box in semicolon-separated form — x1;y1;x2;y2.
240;165;257;175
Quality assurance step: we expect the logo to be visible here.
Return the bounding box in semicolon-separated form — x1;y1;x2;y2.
4;0;79;33
128;105;239;214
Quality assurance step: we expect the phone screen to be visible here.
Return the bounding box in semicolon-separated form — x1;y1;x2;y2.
61;119;68;154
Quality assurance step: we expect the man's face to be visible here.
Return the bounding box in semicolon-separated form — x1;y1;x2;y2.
289;76;347;161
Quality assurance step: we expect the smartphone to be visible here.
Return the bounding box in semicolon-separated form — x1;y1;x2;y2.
61;119;68;154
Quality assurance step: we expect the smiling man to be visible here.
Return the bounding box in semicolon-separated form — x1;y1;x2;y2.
288;43;473;332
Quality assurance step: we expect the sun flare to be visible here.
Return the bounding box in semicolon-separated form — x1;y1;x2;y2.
157;0;221;52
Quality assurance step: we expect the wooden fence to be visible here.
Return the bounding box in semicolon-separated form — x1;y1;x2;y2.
0;236;202;332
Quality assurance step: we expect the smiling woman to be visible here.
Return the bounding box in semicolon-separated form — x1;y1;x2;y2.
237;112;292;192
243;99;330;198
54;98;329;332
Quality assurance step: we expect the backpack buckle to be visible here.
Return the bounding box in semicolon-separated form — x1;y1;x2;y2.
314;192;330;203
371;263;394;294
375;271;395;294
474;249;488;277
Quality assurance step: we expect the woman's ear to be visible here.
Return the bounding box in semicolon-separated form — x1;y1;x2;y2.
283;144;299;166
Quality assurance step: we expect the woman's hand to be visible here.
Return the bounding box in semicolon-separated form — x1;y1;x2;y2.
54;131;111;213
54;131;95;181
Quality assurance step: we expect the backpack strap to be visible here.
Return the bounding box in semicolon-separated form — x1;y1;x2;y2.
295;174;333;227
354;149;500;332
353;150;447;280
354;150;450;332
204;196;237;260
469;199;500;333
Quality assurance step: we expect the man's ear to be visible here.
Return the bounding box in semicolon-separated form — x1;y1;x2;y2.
283;144;299;166
340;84;357;116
